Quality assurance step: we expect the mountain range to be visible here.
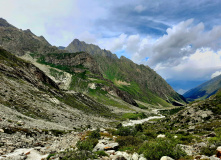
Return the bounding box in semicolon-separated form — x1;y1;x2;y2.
0;18;186;107
184;74;221;101
1;18;221;160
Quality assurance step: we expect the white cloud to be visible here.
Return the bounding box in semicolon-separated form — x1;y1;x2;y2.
0;0;108;46
98;33;127;52
77;31;97;44
211;71;221;79
99;19;221;82
134;5;146;13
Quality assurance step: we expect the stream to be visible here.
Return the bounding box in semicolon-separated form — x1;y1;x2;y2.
122;115;165;126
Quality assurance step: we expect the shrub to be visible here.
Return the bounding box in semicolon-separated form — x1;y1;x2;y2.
58;150;96;160
89;129;101;139
76;138;98;151
135;124;143;132
114;126;137;136
95;151;108;157
138;139;186;160
116;136;143;147
200;145;216;156
143;129;157;139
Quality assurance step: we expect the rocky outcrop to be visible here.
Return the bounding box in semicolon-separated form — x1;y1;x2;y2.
0;18;67;56
42;52;101;75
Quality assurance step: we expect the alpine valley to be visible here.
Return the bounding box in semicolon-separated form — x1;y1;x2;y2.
0;18;221;160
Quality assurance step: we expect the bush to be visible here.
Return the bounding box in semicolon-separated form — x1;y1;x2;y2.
89;129;101;139
58;149;96;160
95;151;108;157
76;138;98;151
114;126;137;136
143;129;157;139
116;136;143;147
138;139;186;160
135;124;143;132
200;145;216;156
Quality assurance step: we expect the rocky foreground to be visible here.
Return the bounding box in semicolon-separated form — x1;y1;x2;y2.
1;126;221;160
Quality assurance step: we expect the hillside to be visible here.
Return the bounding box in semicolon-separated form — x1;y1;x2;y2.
66;39;186;106
183;74;221;101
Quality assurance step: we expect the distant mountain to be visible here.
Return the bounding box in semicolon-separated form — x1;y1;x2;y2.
183;74;221;101
0;18;66;56
66;39;186;106
58;46;66;50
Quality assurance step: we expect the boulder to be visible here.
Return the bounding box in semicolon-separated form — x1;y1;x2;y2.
216;146;221;158
157;134;166;138
93;140;119;152
132;153;139;160
178;144;195;156
160;156;175;160
0;129;4;133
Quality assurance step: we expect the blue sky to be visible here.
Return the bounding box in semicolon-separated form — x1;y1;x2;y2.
1;0;221;94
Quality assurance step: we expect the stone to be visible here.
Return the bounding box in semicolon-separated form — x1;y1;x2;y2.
105;150;115;155
160;156;175;160
206;132;216;137
93;140;119;152
157;134;166;138
210;155;220;160
132;153;139;160
139;157;147;160
0;129;4;133
109;155;127;160
178;144;195;156
216;146;221;158
199;155;210;159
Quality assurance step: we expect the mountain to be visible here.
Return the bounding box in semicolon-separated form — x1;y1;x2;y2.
0;18;66;56
66;39;186;106
183;74;221;101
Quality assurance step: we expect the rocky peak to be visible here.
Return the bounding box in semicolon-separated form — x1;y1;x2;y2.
0;18;15;28
0;18;67;56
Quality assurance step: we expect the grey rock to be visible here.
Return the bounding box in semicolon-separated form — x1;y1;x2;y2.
160;156;175;160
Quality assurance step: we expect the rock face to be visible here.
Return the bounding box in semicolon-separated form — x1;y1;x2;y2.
184;74;221;101
40;52;101;75
66;39;186;106
0;47;59;90
0;18;66;56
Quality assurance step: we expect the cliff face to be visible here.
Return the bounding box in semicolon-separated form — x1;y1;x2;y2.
41;52;101;76
0;18;66;56
66;39;186;106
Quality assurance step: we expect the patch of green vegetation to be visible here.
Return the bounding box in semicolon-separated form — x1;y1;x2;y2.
122;112;147;120
94;151;108;157
77;138;98;151
138;139;186;160
200;127;221;156
159;107;185;116
69;74;88;91
88;129;101;139
47;153;56;160
49;68;65;79
56;149;97;160
88;89;133;111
